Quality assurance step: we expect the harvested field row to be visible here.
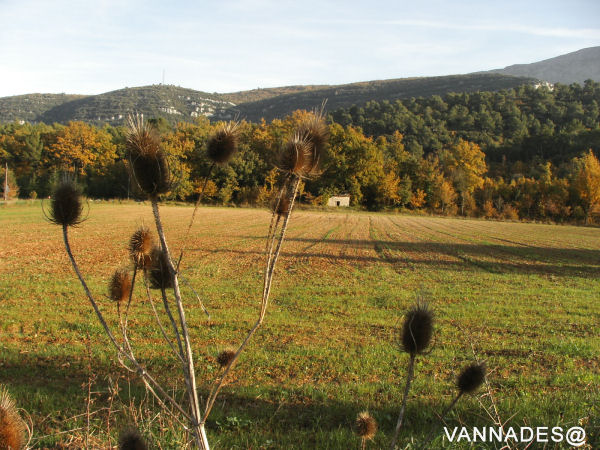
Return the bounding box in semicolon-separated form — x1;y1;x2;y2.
0;202;598;448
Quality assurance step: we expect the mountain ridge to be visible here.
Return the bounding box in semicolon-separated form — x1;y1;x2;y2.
2;46;598;125
488;46;600;85
0;74;537;125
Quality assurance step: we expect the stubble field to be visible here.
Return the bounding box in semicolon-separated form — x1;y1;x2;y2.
0;201;599;448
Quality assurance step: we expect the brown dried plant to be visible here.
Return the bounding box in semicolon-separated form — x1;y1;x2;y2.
51;111;328;449
126;114;171;197
0;386;27;450
390;300;433;449
355;411;377;450
118;426;148;450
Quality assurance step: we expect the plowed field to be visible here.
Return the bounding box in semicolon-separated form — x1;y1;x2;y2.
1;201;598;448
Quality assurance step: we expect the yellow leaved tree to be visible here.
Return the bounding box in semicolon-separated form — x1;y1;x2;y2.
46;121;117;174
573;150;600;223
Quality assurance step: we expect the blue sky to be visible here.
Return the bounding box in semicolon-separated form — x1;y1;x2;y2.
1;0;599;97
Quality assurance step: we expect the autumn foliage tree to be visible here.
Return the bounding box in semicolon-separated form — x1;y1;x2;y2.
47;121;117;175
572;149;600;222
439;139;487;215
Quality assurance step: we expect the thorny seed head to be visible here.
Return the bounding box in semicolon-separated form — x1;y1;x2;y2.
457;363;486;394
295;111;329;176
0;386;26;450
216;348;237;368
148;246;173;290
109;269;132;304
206;121;239;164
126;114;171;196
401;302;433;355
278;133;312;176
48;182;84;227
118;426;148;450
129;227;154;268
355;411;377;440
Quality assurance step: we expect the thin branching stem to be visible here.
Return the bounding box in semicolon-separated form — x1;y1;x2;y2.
141;273;185;364
117;264;138;357
159;286;187;364
61;225;193;424
262;210;282;301
263;177;300;306
390;353;416;449
440;392;462;422
159;285;198;403
202;176;301;423
151;199;207;450
177;162;215;271
180;275;211;320
264;177;289;255
124;265;137;332
421;392;463;448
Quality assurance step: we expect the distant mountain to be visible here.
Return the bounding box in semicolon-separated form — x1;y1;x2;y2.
0;85;239;126
0;93;86;123
225;74;535;122
42;85;239;124
0;74;535;125
488;46;600;85
219;85;329;105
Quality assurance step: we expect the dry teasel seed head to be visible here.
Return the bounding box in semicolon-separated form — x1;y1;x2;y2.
48;182;84;227
118;426;148;450
457;363;486;394
129;226;154;268
295;111;329;175
148;246;173;290
278;133;312;176
126;114;171;196
355;411;377;440
0;386;26;450
401;302;433;355
206;121;239;164
109;269;132;304
216;348;237;368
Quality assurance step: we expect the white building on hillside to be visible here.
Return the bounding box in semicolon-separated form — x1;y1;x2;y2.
327;194;350;207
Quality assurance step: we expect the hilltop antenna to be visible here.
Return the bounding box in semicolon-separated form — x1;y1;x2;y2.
162;69;165;85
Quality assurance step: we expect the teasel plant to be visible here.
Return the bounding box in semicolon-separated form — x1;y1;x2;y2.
201;107;329;427
48;111;329;449
355;411;378;450
390;300;434;449
118;426;148;450
420;361;487;448
0;385;31;450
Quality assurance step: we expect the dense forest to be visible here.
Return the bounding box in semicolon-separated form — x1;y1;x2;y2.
1;81;600;223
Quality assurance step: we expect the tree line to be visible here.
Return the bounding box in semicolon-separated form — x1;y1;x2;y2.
1;81;600;223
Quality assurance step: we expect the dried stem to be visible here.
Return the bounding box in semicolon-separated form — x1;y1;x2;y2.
390;353;416;449
421;391;463;448
180;275;211;320
123;265;137;332
61;224;193;425
202;176;301;423
151;199;207;450
177;162;215;271
159;286;187;364
85;335;93;450
142;273;185;364
264;177;289;256
117;265;138;358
